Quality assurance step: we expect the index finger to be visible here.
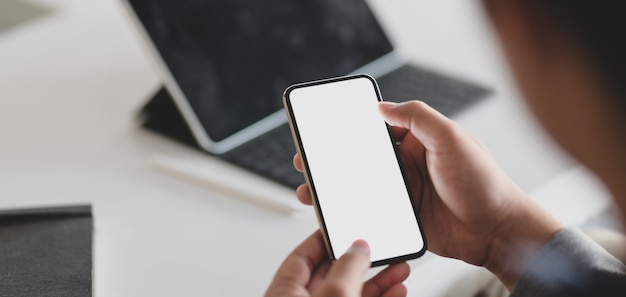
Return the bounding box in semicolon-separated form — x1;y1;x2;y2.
293;154;304;172
266;231;326;292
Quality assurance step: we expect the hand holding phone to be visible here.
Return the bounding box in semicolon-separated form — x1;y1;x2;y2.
283;74;426;266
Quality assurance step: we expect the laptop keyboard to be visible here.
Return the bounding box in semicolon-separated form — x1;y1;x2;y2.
222;64;491;189
222;124;305;188
376;64;491;116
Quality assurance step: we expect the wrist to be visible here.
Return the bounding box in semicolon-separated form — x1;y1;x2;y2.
484;195;563;291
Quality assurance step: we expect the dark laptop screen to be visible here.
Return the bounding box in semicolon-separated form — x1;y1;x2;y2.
127;0;393;142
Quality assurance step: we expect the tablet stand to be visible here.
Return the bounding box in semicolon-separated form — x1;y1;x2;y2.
135;66;492;191
137;86;199;149
135;87;308;208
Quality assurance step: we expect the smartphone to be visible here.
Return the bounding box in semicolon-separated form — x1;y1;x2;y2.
283;74;426;266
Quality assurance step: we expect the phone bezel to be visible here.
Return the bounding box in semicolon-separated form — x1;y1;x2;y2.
283;74;427;267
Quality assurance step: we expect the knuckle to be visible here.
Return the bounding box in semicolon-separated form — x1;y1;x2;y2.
434;123;465;150
405;100;429;112
319;281;350;297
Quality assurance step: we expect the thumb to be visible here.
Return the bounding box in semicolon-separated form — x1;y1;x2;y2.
315;240;371;297
378;101;457;151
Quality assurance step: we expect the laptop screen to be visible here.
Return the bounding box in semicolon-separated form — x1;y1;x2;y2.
127;0;393;142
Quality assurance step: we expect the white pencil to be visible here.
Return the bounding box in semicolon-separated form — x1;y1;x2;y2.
149;154;310;216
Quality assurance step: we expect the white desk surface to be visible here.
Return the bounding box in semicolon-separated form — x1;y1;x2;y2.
0;0;610;296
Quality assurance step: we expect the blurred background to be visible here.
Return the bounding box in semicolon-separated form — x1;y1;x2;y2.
0;0;617;296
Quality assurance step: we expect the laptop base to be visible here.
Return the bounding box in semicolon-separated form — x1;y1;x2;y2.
137;87;306;188
137;64;492;190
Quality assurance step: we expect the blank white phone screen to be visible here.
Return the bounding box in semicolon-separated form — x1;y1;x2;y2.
287;76;425;263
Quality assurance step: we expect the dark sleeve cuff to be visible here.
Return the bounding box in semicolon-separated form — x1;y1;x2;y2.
510;227;626;297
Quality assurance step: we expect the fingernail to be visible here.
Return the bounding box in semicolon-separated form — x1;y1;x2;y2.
347;240;370;255
378;101;397;109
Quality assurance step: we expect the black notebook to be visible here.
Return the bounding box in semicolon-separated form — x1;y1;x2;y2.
0;205;93;297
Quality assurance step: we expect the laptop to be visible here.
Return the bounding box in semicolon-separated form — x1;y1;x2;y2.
119;0;490;189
